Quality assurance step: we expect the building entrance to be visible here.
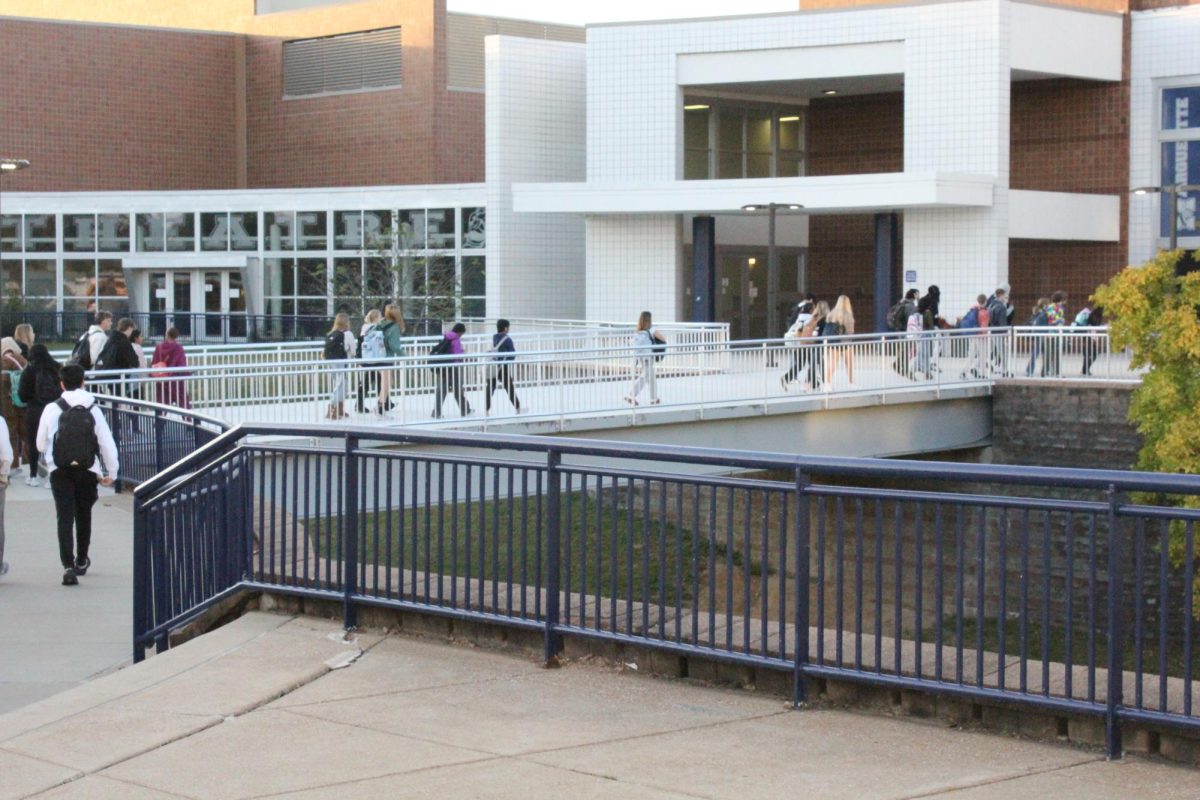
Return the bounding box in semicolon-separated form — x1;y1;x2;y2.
146;269;246;339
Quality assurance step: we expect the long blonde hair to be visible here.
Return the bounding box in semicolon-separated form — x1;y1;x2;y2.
827;295;855;333
364;309;382;325
329;312;350;334
636;311;652;332
384;303;406;333
13;323;34;346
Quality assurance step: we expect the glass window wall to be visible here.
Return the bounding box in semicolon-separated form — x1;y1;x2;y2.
684;99;805;181
1160;85;1200;239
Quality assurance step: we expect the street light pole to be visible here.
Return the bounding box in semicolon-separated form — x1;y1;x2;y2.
742;202;802;341
0;158;32;324
1133;183;1200;252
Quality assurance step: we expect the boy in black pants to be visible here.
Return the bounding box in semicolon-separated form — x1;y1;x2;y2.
36;365;119;586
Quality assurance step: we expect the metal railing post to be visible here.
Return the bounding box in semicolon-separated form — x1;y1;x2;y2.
793;468;811;706
342;435;359;631
544;450;562;664
153;407;166;474
1105;483;1124;759
132;494;149;663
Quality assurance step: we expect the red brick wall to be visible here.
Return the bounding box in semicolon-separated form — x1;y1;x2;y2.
806;92;904;327
0;18;239;191
244;1;485;188
1009;65;1130;316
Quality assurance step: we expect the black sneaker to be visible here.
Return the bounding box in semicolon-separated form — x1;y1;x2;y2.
62;568;78;586
74;557;91;576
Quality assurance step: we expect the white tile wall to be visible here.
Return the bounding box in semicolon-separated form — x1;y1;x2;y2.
1129;6;1200;265
581;0;1014;322
485;36;587;319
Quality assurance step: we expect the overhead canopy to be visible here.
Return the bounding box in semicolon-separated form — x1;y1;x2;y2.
513;172;994;215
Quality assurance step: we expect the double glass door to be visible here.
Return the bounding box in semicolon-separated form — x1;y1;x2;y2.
148;270;246;340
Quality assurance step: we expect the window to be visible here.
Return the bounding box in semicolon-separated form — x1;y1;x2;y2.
461;207;485;249
136;214;165;252
64;215;96;252
265;212;295;250
1160;85;1200;240
683;100;805;181
1;215;20;252
283;27;402;98
97;214;130;252
24;215;56;252
165;213;195;252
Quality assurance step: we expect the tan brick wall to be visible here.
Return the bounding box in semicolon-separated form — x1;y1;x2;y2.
0;18;239;191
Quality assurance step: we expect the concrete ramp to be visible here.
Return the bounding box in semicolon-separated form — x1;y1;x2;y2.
3;610;1198;798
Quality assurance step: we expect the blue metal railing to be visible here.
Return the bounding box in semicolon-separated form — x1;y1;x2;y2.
110;404;1200;760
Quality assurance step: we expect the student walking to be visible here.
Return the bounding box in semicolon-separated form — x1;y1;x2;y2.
984;286;1011;375
36;364;119;586
1043;291;1068;377
431;322;472;418
824;295;856;385
18;344;62;487
324;313;356;420
376;304;406;415
913;286;942;378
1078;306;1104;376
71;311;112;369
780;300;814;389
485;319;522;414
151;328;189;409
1024;298;1051;377
959;294;990;378
94;318;140;396
888;288;919;378
1;328;31;476
0;415;10;578
625;311;664;405
356;309;386;413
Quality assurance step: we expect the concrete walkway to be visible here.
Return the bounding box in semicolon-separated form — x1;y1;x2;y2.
1;611;1196;799
0;478;132;714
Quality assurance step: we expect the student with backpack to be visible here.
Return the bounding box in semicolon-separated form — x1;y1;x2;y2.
17;344;62;488
323;313;356;420
959;294;990;379
35;364;118;587
1024;297;1051;377
93;318;140;396
431;322;472;418
70;311;112;370
888;289;920;378
375;304;406;415
485;319;521;414
356;309;385;413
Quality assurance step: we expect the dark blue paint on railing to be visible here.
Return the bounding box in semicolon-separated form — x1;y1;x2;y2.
103;401;1200;762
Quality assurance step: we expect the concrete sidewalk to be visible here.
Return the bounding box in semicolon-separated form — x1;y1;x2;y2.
1;611;1196;800
0;478;132;714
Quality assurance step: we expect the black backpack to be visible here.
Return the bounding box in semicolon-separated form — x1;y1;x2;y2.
35;368;61;405
53;399;100;470
94;337;119;371
323;330;348;360
69;332;93;370
649;332;666;362
429;336;452;359
886;301;911;332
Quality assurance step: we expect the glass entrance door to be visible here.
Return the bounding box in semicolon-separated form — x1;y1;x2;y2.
148;271;192;337
146;269;245;341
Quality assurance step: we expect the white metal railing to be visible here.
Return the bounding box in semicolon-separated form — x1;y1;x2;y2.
56;321;729;370
83;327;1141;429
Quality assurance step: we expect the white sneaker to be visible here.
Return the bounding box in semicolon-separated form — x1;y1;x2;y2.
28;476;40;488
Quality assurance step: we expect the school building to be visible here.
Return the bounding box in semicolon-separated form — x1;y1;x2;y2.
0;0;1196;338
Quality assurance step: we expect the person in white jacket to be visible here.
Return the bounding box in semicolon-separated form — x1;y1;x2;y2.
36;364;119;586
0;416;11;578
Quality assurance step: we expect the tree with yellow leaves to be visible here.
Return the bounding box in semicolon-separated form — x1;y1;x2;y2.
1094;249;1200;613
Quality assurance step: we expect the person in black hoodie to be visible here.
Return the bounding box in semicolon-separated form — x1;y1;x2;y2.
94;318;140;397
17;344;62;487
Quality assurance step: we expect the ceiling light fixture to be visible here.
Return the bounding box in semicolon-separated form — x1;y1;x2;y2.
684;104;710;110
821;89;838;96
